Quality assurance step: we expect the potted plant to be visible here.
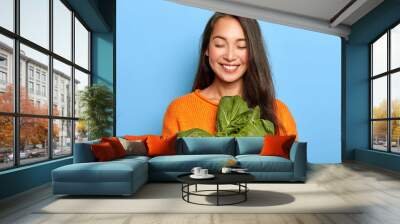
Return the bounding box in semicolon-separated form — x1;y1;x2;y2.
79;84;114;140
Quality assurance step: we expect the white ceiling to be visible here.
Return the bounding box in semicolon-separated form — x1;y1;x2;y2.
167;0;384;38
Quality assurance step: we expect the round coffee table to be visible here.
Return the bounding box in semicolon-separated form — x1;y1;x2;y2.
177;172;255;206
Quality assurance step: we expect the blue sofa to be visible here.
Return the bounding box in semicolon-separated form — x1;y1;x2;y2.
52;137;307;196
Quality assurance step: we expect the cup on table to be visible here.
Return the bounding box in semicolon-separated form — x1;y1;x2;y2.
199;168;208;176
221;167;232;174
191;167;202;176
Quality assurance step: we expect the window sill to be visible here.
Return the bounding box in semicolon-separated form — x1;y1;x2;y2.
355;148;400;172
0;156;72;175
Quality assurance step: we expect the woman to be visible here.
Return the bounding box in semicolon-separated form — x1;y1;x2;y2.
162;12;297;139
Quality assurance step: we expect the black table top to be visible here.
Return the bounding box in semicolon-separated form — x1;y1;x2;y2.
177;172;255;185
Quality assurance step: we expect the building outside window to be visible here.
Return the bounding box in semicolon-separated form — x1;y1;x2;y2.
0;0;91;171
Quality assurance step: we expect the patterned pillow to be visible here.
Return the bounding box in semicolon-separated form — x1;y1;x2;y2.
119;138;147;156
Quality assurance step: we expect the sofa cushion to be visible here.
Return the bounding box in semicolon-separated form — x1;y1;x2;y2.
146;135;176;156
114;155;150;164
91;142;118;161
101;137;127;158
236;155;293;172
119;138;148;156
260;135;296;159
235;137;264;155
148;154;235;172
178;137;235;155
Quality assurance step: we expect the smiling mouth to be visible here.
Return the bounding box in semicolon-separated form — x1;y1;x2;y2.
220;63;240;72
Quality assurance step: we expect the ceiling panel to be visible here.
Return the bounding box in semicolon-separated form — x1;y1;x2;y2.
167;0;384;38
226;0;352;21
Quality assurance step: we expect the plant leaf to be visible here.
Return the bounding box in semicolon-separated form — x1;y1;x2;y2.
216;96;249;136
177;128;213;137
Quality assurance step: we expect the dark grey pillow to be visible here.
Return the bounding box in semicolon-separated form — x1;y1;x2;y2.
119;138;147;156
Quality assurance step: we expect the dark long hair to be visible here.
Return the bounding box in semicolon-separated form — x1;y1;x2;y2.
192;12;285;134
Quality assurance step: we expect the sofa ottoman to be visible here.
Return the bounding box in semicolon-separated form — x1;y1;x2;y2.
52;139;150;196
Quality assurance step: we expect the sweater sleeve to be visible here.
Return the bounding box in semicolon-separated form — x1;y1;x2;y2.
162;102;180;138
276;100;298;140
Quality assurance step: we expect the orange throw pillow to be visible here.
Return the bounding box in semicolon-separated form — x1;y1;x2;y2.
101;137;127;158
260;135;296;159
146;135;176;157
91;142;117;161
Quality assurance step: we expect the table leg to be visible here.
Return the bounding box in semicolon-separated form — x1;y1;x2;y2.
187;184;190;202
217;184;219;206
195;184;197;192
245;183;247;201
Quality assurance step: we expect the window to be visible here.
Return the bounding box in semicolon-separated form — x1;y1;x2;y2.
0;34;13;113
370;23;400;154
41;73;46;82
20;0;49;49
0;0;14;32
35;70;40;81
28;81;34;94
0;54;8;86
75;18;89;70
42;85;46;97
0;71;6;85
53;0;72;60
0;0;91;170
28;67;34;80
35;84;40;95
0;55;7;67
53;59;71;116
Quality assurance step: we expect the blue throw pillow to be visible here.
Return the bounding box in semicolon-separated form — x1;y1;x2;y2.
178;137;235;155
235;137;264;155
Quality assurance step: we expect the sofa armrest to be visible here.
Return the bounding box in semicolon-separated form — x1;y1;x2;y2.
73;140;100;163
289;142;307;181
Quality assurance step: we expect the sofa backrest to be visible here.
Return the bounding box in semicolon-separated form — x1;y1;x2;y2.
73;139;100;163
176;137;236;155
235;137;264;155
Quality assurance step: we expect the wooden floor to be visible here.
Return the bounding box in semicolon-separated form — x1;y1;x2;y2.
1;162;400;224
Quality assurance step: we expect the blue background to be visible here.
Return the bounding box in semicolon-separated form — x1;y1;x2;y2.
116;0;341;163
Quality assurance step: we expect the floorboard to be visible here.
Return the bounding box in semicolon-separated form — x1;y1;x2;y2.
1;162;400;224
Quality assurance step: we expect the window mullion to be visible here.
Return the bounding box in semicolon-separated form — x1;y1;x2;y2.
71;10;76;155
49;0;53;160
388;30;391;152
370;45;373;149
13;0;20;167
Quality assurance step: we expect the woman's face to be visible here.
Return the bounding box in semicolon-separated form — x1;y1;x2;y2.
206;16;249;84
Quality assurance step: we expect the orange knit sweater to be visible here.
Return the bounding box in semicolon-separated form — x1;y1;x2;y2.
162;89;298;139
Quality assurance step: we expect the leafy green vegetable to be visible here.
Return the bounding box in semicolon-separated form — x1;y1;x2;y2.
177;95;275;137
177;128;213;137
216;95;249;136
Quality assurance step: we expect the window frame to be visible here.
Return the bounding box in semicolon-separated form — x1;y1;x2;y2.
0;0;92;171
370;20;400;154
